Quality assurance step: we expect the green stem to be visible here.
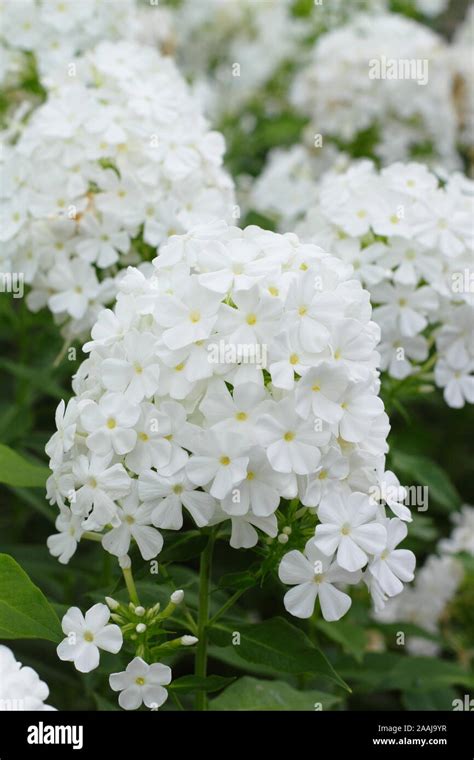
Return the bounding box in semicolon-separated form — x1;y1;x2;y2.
82;531;103;542
122;565;140;607
208;588;247;627
194;531;215;711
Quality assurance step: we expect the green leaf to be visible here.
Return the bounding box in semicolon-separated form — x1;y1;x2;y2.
211;617;349;691
402;688;458;711
0;554;62;642
390;450;461;512
158;531;209;562
218;570;257;591
316;620;367;662
0;443;49;488
211;676;342;711
385;657;474;692
170;675;235;694
337;652;474;693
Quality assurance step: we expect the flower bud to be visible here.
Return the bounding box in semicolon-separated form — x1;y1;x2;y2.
278;533;289;544
170;589;184;605
135;606;146;617
136;623;147;634
105;596;119;611
181;635;198;646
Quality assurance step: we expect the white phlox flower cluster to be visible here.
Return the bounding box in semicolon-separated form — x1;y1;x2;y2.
0;0;175;115
374;505;474;656
290;13;460;168
0;645;55;711
45;221;414;622
170;0;387;121
0;0;137;97
252;159;474;408
0;40;235;338
171;0;304;119
249;144;347;230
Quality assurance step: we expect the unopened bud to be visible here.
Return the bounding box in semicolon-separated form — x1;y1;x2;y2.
170;589;184;605
282;526;292;536
135;606;146;617
277;533;289;544
105;596;119;610
181;635;198;646
136;623;147;634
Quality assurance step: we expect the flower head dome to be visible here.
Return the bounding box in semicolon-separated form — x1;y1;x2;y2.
1;40;235;337
46;222;414;620
290;13;460;168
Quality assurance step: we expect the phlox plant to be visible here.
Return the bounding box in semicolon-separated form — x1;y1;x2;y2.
35;221;418;710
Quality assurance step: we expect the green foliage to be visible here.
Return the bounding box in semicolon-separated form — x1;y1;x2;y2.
210;617;350;691
0;554;62;642
390;450;462;513
211;676;341;711
0;444;49;488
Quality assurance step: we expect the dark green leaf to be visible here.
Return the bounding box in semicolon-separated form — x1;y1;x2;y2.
390;450;461;512
0;443;49;487
170;675;235;694
0;554;62;642
211;676;342;711
316;620;367;662
211;617;349;691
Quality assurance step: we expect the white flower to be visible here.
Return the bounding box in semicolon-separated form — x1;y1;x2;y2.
45;399;81;466
139;469;215;530
258;397;329;475
47;508;84;565
0;646;55;711
57;603;122;673
186;430;249;499
279;539;360;621
314;490;387;572
101;485;164;560
295;362;348;424
368;518;416;597
71;453;131;531
101;332;161;404
81;394;140;457
109;657;171;711
439;505;474;556
221;448;294;517
434;358;474;409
